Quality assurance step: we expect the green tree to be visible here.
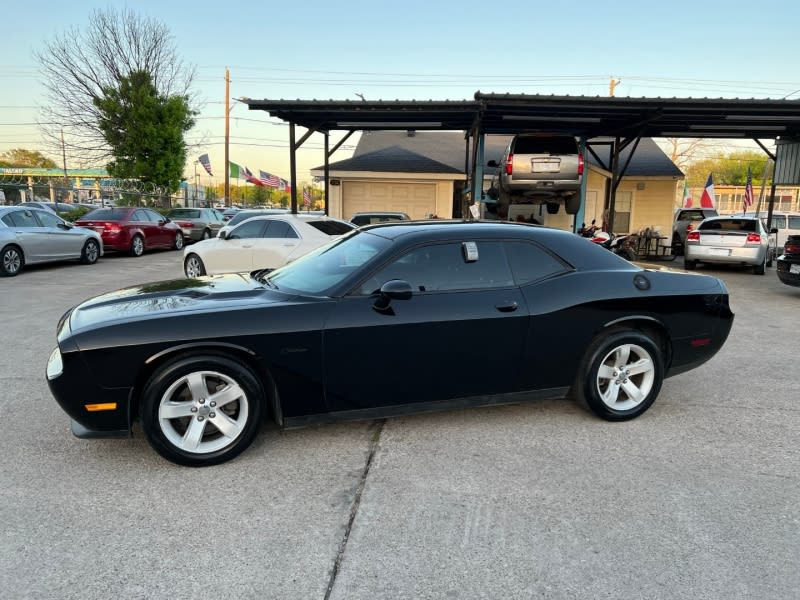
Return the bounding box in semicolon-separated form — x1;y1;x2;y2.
94;71;195;193
36;8;195;166
685;150;770;187
0;148;57;168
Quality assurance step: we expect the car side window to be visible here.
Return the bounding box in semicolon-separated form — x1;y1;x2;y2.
145;210;163;222
131;210;147;222
6;210;40;228
363;241;514;294
35;211;64;228
263;220;298;239
504;241;568;285
229;220;265;239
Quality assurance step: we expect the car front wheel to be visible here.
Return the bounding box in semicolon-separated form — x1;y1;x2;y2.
184;253;206;278
80;239;100;265
141;353;264;466
1;244;23;276
173;232;184;250
573;330;664;421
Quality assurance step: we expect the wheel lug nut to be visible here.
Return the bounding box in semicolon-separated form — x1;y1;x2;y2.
191;407;198;413
197;416;204;421
199;398;205;404
210;401;216;407
623;379;628;384
209;412;216;418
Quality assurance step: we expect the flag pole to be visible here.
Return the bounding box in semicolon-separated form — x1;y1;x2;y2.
754;159;770;217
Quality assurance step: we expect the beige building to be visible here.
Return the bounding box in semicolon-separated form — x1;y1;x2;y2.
312;132;683;236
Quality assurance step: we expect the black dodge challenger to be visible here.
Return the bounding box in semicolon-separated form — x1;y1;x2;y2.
46;221;734;466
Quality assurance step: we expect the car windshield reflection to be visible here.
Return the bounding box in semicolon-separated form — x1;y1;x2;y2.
263;231;388;295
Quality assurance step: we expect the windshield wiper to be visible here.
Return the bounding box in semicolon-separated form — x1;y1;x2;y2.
254;269;278;288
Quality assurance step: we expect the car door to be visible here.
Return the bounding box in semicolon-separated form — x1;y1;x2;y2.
323;240;528;413
2;209;49;263
250;220;303;270
144;209;170;246
34;210;84;259
207;218;267;273
130;210;155;246
204;209;224;236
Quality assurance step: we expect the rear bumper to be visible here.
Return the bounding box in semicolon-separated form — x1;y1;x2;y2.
776;257;800;286
686;245;763;265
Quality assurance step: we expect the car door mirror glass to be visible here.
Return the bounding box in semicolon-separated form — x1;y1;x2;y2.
373;279;412;313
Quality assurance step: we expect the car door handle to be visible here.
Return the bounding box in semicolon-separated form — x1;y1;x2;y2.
495;301;518;313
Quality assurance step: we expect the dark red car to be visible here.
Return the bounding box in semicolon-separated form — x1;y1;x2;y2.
76;207;184;256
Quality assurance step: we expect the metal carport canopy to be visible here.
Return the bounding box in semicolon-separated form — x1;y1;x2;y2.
243;94;800;216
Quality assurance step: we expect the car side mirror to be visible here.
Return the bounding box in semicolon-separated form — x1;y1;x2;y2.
487;160;499;168
158;219;166;225
219;230;229;240
770;227;779;234
373;279;412;313
58;222;73;230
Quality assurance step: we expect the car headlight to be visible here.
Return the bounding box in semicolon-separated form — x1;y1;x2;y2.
46;347;63;380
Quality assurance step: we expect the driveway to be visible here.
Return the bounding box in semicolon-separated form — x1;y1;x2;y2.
1;253;798;599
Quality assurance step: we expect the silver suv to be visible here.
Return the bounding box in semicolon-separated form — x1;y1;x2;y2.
487;134;583;215
671;208;718;256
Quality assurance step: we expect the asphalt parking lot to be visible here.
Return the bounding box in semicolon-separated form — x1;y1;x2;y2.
1;250;798;599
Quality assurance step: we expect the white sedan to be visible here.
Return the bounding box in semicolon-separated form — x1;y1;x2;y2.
183;213;356;278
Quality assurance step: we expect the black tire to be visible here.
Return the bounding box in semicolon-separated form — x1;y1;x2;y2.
184;253;206;278
617;248;637;262
546;201;560;215
684;259;697;270
672;233;684;256
173;231;184;250
140;353;264;466
766;249;773;268
564;195;581;215
201;229;212;240
573;330;664;421
754;253;766;275
1;244;23;276
80;239;100;265
130;234;145;257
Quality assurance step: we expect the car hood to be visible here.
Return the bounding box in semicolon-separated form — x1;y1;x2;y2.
66;273;286;334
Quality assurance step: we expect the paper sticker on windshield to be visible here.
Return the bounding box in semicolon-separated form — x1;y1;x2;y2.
462;241;479;262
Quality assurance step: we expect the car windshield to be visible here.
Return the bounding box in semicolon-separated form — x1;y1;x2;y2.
263;231;389;295
81;208;129;220
307;220;356;236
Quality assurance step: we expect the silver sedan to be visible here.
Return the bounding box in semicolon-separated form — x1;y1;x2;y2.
0;206;103;276
684;216;776;275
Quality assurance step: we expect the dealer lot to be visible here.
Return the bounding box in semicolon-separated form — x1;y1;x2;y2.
1;252;798;599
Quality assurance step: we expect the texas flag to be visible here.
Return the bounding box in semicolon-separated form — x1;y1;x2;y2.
699;174;716;209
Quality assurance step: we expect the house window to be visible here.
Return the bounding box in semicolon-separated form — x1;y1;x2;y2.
613;191;632;233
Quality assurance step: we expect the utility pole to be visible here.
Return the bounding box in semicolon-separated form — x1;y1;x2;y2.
609;77;621;97
60;129;69;202
224;67;230;207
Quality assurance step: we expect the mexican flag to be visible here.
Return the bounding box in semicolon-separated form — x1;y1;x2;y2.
229;162;242;178
682;180;692;208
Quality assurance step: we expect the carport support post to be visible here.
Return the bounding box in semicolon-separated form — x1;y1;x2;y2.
573;136;588;233
470;133;485;220
324;132;330;215
606;137;621;234
289;122;298;214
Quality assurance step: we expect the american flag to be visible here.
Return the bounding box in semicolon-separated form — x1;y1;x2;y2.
259;170;280;188
303;187;311;207
198;154;213;176
743;166;754;211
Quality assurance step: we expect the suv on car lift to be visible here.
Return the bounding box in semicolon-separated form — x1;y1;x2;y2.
487;133;584;216
671;207;718;256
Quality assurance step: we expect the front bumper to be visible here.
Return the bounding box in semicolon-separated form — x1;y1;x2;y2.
777;256;800;286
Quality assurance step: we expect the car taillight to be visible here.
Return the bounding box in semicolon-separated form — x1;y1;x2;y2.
104;222;121;233
745;233;761;244
686;223;694;232
577;152;584;176
687;231;700;241
177;220;193;227
785;243;800;254
505;154;513;175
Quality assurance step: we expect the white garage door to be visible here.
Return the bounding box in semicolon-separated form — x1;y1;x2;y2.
343;182;437;220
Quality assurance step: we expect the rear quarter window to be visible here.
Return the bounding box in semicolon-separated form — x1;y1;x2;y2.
504;241;568;284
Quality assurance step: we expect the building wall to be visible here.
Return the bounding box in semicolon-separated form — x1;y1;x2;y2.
620;179;680;236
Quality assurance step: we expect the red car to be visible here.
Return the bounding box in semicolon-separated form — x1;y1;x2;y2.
76;207;184;256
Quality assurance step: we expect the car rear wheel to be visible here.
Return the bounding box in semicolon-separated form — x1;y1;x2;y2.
754;253;766;275
1;244;23;276
202;229;212;240
672;233;684;256
130;235;145;257
564;195;580;215
184;253;206;278
173;232;184;250
574;330;664;421
684;259;697;270
80;239;100;265
141;354;264;466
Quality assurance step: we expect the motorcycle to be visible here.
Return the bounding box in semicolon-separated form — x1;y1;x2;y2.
579;220;637;261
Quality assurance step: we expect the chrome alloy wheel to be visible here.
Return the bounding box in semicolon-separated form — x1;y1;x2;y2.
594;343;655;411
157;370;250;454
2;247;22;275
184;255;204;278
131;236;144;256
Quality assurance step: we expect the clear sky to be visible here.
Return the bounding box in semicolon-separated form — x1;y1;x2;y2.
2;0;799;186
